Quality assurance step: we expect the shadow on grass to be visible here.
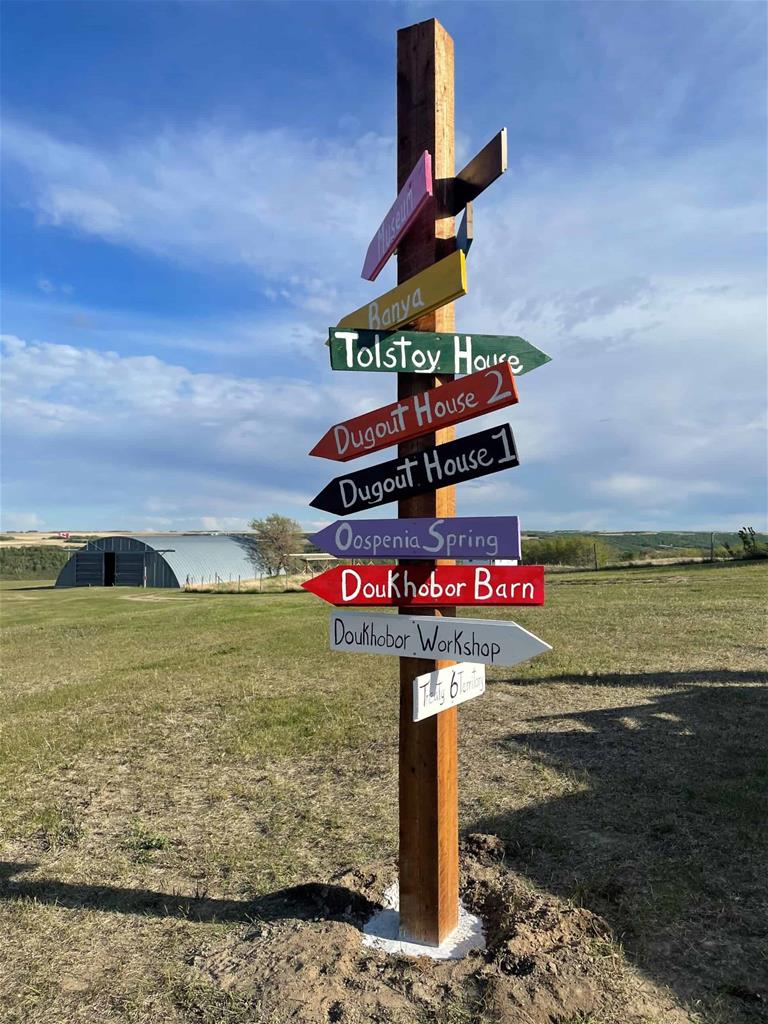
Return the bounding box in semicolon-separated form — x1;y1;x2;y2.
0;862;376;927
495;668;768;688
469;678;768;1019
3;584;56;591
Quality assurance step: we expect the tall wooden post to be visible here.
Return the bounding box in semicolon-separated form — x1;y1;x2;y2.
397;18;459;945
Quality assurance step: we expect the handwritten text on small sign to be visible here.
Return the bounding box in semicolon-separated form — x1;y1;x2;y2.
413;663;485;722
328;328;551;377
330;610;552;666
310;515;522;561
310;364;518;462
362;151;433;281
337;250;467;332
310;422;519;516
303;564;544;607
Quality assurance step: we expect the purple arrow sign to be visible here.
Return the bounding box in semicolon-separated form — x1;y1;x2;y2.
361;151;433;281
310;516;521;561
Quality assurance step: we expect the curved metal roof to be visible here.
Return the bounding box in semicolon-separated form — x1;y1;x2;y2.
137;534;260;585
86;534;260;586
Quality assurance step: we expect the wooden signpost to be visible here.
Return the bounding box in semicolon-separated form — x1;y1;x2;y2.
337;249;467;332
393;21;460;945
330;610;552;666
328;327;551;377
304;18;552;947
412;662;485;722
302;564;544;607
310;515;522;561
310;422;519;516
310;364;518;462
362;151;433;281
449;128;508;214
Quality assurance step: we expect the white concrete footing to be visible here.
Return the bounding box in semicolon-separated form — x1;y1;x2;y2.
362;883;486;960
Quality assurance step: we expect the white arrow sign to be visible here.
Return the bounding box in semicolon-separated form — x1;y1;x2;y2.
413;662;486;722
329;611;551;667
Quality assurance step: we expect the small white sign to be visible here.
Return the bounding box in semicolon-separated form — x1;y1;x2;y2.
412;662;486;722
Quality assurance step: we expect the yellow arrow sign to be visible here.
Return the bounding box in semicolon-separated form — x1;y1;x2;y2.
337;250;467;332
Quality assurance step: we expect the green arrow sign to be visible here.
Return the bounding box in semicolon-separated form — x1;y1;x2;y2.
328;328;551;377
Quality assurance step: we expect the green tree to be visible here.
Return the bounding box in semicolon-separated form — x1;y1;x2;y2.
0;546;70;580
738;525;768;559
522;535;615;568
249;514;304;576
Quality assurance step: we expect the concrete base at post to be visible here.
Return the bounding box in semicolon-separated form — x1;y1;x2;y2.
362;882;486;960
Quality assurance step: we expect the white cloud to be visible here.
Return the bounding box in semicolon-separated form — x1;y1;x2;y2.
0;332;391;529
1;333;325;445
43;187;124;234
199;516;250;532
3;511;44;531
1;115;765;531
36;277;73;296
2;120;395;314
595;473;725;502
4;116;763;334
3;324;764;532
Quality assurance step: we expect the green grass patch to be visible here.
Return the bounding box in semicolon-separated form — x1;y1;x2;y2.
0;546;70;580
0;562;766;1023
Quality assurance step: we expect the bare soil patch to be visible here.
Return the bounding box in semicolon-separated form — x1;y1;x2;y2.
196;834;690;1024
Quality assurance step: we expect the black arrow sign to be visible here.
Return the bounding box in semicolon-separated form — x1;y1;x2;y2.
450;128;508;214
310;422;519;516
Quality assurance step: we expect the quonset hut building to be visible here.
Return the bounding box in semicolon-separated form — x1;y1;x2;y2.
55;535;260;589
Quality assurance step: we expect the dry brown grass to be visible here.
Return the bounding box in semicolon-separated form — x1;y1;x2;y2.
0;561;766;1023
184;572;310;593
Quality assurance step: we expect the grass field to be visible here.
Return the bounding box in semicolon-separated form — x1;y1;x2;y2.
1;562;766;1023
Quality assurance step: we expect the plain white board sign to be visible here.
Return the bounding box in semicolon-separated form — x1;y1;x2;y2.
329;611;551;667
412;662;486;721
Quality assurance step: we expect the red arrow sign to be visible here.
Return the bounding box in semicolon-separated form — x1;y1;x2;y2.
309;363;519;462
302;564;544;607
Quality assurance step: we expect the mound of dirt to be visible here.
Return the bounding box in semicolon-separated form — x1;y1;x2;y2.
193;834;691;1024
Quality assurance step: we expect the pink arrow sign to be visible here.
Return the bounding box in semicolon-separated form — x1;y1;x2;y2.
361;151;433;281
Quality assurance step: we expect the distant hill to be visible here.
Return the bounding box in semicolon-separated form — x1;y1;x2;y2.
302;529;766;564
518;530;760;559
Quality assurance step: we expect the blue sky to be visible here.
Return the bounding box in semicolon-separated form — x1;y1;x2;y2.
2;0;766;533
